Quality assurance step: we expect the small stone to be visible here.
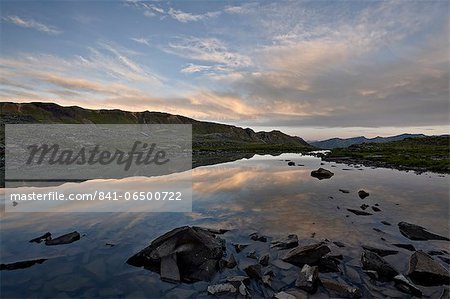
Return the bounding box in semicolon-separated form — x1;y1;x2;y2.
207;283;237;295
259;254;269;266
347;208;372;216
360;204;369;210
333;241;345;248
233;243;249;253
288;161;296;166
372;206;381;212
247;250;257;259
339;189;350;193
381;221;391;226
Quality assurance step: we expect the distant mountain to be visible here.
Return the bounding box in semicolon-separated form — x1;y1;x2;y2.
310;134;427;149
0;102;312;151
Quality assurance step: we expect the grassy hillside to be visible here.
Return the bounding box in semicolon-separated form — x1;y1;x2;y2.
327;136;450;173
0;102;313;152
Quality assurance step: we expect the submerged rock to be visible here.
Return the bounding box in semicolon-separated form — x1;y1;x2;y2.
362;245;399;257
339;189;350;194
371;206;381;212
358;190;370;199
333;241;345;248
233;243;249;253
394;274;422;297
45;231;80;246
226;254;237;269
361;251;399;281
392;243;416;252
249;232;267;242
282;242;330;266
288;161;296;166
244;264;262;280
29;232;52;243
408;251;450;286
320;278;362;298
126;226;224;283
360;204;369;210
271;234;299;249
310;168;334;180
0;258;47;271
347;208;373;216
381;221;391;226
295;264;319;293
398;222;450;241
247;250;257;259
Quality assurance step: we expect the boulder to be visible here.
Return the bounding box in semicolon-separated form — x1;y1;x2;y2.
408;251;450;286
126;226;224;283
393;274;422;297
358;190;370;199
398;222;449;241
362;245;399;257
45;231;80;246
310;168;334;180
361;251;399;281
271;234;299;249
320;278;362;298
295;264;319;293
282;242;330;266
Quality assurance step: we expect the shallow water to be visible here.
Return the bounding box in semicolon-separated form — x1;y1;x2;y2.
1;153;449;298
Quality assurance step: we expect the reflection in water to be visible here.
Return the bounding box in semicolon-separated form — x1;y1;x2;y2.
0;153;449;298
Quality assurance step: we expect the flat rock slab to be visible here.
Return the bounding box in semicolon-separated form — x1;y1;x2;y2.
1;258;47;271
320;278;361;298
408;251;450;286
398;222;449;241
361;251;398;281
271;234;299;249
29;232;52;243
45;231;80;246
126;226;224;283
283;242;330;266
362;245;399;257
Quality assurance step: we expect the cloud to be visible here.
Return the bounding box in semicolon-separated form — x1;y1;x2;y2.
224;3;258;15
2;15;61;35
165;36;251;71
167;8;220;23
130;37;151;47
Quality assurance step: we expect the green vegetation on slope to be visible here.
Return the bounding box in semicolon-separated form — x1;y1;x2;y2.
328;136;450;173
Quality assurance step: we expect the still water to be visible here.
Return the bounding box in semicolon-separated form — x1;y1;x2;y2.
1;153;449;298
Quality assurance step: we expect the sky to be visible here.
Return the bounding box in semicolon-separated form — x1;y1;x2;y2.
0;0;449;140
